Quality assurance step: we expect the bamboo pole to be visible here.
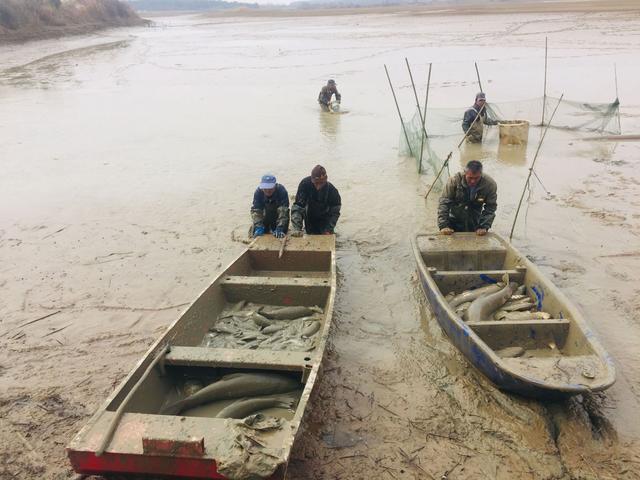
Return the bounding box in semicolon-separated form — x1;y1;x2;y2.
509;94;564;241
424;152;452;200
419;63;433;175
475;62;484;93
542;37;548;126
405;58;429;173
614;63;622;134
384;64;415;159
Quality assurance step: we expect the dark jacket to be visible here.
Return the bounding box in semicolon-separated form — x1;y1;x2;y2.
462;104;497;142
318;85;341;105
291;177;341;234
437;172;497;231
250;184;290;232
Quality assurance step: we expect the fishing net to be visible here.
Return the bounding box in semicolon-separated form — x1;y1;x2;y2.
400;95;621;180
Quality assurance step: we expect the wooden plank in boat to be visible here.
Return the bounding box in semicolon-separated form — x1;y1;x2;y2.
468;319;571;350
165;346;313;371
432;268;526;292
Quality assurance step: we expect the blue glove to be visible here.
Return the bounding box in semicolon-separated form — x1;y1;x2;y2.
253;226;265;237
273;228;285;239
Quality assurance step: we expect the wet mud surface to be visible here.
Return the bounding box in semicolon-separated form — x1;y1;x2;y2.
1;4;640;480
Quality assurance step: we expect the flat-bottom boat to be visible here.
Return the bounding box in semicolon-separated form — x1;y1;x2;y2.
67;235;336;479
412;232;615;398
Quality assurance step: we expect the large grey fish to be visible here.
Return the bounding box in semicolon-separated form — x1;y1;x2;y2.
215;392;300;419
465;280;517;323
261;306;314;320
250;312;273;328
301;320;321;338
161;373;300;415
449;283;503;308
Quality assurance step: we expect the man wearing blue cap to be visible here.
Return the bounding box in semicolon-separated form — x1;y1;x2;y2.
250;174;290;238
318;79;341;112
462;92;498;143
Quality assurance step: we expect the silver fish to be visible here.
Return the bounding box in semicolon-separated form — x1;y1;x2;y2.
449;284;503;308
262;323;286;334
301;321;321;338
261;306;314;320
251;312;273;328
161;373;300;415
494;311;551;321
215;392;299;419
465;278;516;323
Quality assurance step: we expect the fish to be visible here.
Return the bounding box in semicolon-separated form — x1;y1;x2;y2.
496;346;525;358
301;321;321;338
160;372;300;415
449;283;503;308
262;323;286;334
231;300;247;312
465;277;516;323
309;305;324;314
494;311;551;321
250;312;273;328
261;306;314;320
499;301;536;312
215;392;300;419
211;325;236;335
515;285;527;295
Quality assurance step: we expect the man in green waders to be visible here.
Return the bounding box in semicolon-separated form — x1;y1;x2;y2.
462;92;497;143
250;174;289;238
438;160;497;236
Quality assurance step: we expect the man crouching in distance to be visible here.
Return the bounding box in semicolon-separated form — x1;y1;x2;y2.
250;174;289;238
290;165;341;237
438;160;497;236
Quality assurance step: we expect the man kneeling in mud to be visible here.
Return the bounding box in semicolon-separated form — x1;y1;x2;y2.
250;174;289;238
290;165;341;236
438;160;497;236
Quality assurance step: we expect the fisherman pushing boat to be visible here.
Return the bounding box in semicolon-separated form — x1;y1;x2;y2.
291;165;341;236
250;174;290;238
438;160;497;236
462;92;498;143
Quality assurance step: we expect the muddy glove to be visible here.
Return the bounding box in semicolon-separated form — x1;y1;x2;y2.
273;228;285;239
290;229;304;238
253;226;265;237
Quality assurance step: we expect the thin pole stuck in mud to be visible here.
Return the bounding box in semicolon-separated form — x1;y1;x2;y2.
424;151;452;200
509;94;564;240
278;234;288;259
418;63;433;175
384;64;415;159
614;63;622;134
475;62;484;93
542;37;548;126
405;58;429;173
96;344;171;456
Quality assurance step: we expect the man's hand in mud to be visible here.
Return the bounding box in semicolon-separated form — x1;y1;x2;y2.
290;229;304;238
476;228;487;236
440;227;454;235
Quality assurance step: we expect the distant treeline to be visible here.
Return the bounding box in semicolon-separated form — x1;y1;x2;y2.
0;0;142;40
124;0;258;11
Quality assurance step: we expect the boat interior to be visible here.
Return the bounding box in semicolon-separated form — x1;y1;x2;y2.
416;234;595;361
104;240;334;419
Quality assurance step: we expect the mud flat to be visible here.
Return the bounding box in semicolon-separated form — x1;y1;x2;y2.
1;7;640;480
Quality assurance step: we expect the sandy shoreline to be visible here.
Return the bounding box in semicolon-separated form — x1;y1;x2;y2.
203;0;640;18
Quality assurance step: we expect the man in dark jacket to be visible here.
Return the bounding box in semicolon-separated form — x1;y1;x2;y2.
250;174;289;238
438;160;497;236
291;165;341;236
318;79;341;112
462;92;497;143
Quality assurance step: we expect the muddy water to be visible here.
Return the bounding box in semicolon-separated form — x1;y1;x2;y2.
1;9;640;480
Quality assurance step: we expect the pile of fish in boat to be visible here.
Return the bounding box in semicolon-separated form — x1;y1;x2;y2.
161;372;302;418
446;275;552;323
202;301;323;352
